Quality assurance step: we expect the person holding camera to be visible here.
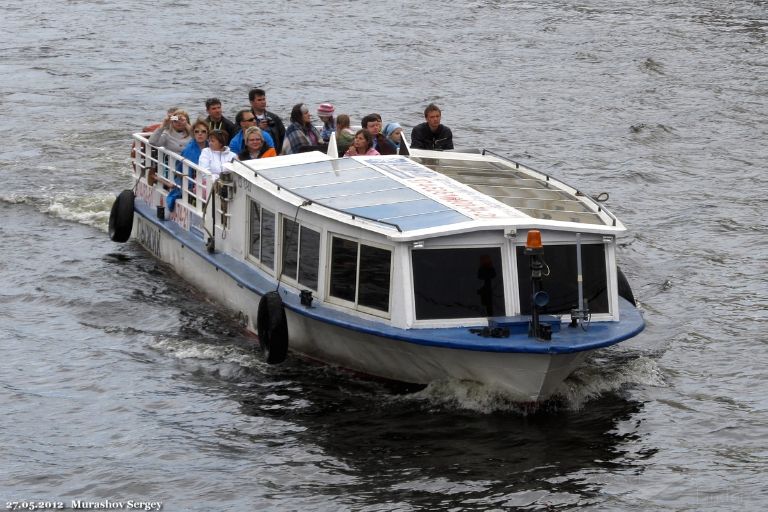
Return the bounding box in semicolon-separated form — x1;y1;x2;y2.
148;108;192;154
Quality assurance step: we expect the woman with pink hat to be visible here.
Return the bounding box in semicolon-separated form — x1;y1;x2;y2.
317;103;336;143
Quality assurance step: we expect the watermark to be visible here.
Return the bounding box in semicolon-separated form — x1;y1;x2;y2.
5;500;163;511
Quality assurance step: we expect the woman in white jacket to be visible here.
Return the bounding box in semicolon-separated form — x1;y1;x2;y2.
198;129;238;176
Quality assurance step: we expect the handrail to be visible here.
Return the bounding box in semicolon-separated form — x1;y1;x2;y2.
480;149;619;226
131;132;215;215
132;132;402;232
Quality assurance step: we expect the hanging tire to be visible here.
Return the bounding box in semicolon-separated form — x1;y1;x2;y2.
256;291;289;364
617;267;636;306
109;189;135;243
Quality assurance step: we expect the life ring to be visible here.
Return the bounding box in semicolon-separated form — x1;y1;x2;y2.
108;189;135;243
256;291;289;364
617;267;637;306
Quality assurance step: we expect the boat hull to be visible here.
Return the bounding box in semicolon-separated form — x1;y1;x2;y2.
134;211;594;401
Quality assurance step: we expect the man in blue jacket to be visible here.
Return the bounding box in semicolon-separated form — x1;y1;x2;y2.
229;109;274;154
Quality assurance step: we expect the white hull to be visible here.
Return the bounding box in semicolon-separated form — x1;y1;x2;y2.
135;213;587;401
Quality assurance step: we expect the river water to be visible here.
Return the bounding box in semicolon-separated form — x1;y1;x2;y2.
1;0;766;510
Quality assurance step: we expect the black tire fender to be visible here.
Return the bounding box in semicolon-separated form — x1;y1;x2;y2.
617;267;637;306
256;291;289;364
109;189;135;243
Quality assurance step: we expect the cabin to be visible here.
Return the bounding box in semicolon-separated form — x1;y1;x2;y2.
131;134;626;331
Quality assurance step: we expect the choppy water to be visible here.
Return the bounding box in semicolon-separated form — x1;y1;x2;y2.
1;0;767;510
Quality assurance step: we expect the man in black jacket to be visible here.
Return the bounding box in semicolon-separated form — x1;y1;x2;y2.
410;103;454;150
204;98;238;141
249;88;286;154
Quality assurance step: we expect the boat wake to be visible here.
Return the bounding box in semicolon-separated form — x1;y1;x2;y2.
148;336;264;381
146;330;666;415
400;354;665;414
0;191;113;230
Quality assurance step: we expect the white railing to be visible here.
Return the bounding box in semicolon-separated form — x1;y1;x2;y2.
131;132;215;215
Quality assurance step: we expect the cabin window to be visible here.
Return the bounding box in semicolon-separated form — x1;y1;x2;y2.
358;245;391;311
281;218;320;290
329;237;357;302
515;244;608;315
412;247;505;320
248;201;275;270
328;236;391;314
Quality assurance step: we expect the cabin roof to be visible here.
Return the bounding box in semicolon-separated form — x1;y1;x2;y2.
233;151;622;237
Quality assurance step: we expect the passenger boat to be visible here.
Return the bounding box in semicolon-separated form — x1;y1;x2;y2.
109;131;644;401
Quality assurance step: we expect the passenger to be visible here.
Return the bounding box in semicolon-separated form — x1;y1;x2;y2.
143;106;178;133
317;103;336;143
198;130;238;176
174;119;208;204
180;120;209;166
249;88;286;154
344;129;380;157
361;114;396;155
204;98;238;141
238;127;277;160
168;119;208;212
148;108;192;154
410;103;454;150
383;122;404;150
282;103;323;155
335;114;355;155
229;109;275;155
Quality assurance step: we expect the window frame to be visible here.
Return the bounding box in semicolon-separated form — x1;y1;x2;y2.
279;215;321;292
514;241;610;316
410;244;507;322
246;198;276;275
326;234;393;318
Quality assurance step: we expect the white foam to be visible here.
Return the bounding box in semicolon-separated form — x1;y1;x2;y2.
1;192;114;230
554;355;666;410
399;355;666;413
402;379;535;414
150;337;263;370
46;194;113;229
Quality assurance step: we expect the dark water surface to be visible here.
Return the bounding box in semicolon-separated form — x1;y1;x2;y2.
1;1;766;510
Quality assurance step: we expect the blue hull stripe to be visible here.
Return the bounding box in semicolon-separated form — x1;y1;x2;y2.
136;202;644;355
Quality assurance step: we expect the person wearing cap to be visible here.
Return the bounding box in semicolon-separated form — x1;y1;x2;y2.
410;103;454;150
384;122;404;150
282;103;323;155
317;103;336;143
